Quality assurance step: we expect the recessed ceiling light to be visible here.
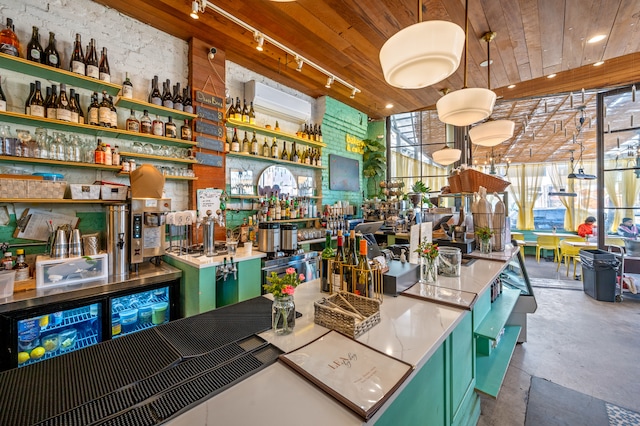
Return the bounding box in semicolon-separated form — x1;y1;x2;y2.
594;61;605;66
480;60;493;67
385;103;394;109
588;34;607;44
547;73;557;79
507;84;516;89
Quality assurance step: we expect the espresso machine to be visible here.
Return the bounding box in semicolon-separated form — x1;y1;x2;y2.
130;197;171;270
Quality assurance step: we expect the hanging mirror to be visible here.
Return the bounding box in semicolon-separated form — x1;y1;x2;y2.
258;165;297;197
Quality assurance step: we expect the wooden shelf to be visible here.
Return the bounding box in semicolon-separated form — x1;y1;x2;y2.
226;118;326;148
265;218;319;223
0;110;198;148
0;52;121;96
229;194;321;200
475;325;521;398
474;287;520;341
115;97;197;121
117;172;197;181
0;155;122;171
0;198;119;204
226;151;324;170
119;151;197;164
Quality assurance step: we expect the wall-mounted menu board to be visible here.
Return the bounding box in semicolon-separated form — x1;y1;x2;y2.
279;330;413;421
329;154;360;192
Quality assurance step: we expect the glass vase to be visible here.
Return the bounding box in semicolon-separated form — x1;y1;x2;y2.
419;256;438;283
479;239;492;254
272;295;295;335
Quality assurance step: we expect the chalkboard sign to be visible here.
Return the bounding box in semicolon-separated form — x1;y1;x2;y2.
195;105;223;123
196;152;223;167
329;154;360;192
196;135;223;152
194;91;223;108
195;120;224;138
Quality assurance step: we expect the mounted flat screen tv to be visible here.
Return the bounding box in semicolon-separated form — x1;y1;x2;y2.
329;154;360;192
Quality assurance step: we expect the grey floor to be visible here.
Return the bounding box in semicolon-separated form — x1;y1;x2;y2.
477;255;640;425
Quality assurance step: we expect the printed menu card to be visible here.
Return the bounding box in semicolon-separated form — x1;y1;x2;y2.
401;282;477;310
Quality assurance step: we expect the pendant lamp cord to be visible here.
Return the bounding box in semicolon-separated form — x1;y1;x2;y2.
418;0;422;23
487;35;491;90
463;0;469;89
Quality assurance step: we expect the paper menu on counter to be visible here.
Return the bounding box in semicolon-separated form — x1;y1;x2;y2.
279;330;413;421
401;282;478;311
13;209;79;241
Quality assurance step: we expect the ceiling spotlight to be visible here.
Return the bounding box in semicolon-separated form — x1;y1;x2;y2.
587;34;607;44
593;61;604;66
325;76;334;89
385;103;394;109
350;88;358;99
547;73;557;79
295;56;303;72
507;84;516;89
254;32;264;51
190;0;200;19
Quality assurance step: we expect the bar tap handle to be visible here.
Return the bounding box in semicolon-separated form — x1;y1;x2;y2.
230;257;237;280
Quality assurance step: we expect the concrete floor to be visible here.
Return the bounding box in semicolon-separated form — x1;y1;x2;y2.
477;255;640;425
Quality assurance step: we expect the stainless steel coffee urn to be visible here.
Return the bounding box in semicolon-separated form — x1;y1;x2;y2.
258;223;280;256
280;223;298;255
107;204;129;279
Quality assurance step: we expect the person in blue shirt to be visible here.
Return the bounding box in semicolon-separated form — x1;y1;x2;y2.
617;217;639;239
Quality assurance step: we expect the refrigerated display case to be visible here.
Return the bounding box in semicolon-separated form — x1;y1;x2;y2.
499;248;537;342
110;286;171;338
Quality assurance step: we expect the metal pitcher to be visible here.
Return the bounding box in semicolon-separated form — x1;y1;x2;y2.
50;227;69;258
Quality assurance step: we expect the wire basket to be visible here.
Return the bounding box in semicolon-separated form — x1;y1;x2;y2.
448;172;462;193
314;291;381;338
460;169;510;193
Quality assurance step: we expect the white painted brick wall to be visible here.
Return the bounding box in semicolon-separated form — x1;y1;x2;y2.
0;0;189;217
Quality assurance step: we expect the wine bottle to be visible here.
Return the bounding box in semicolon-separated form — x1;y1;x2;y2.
88;92;99;126
98;91;111;127
0;76;6;112
241;131;250;153
55;83;71;122
226;97;236;120
249;101;256;125
318;125;323;142
150;76;162;105
108;95;117;128
292;141;299;163
99;47;110;82
0;18;20;57
75;93;85;124
126;109;139;132
29;81;45;118
152;115;164;136
302;124;309;140
172;83;183;111
317;149;322;167
162;79;173;108
355;239;374;297
70;33;85;75
46;84;57;119
181;119;192;140
233;97;242;121
68;88;79;123
44;32;60;68
271;137;279;158
86;39;99;78
344;230;359;293
250;131;259;155
25;82;35;115
122;72;133;99
26;26;44;63
225;134;230;153
281;141;289;161
262;137;269;157
231;128;240;152
332;230;345;293
140;109;152;134
165;116;177;138
183;85;193;113
241;99;249;123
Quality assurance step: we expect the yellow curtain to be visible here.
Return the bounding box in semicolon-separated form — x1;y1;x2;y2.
389;150;447;194
507;163;543;229
604;158;621;233
549;163;575;231
604;158;640;233
573;160;597;231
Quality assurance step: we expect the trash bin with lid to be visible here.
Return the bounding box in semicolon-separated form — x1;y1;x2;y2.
579;249;619;302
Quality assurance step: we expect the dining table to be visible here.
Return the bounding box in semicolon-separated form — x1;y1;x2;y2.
532;232;579;238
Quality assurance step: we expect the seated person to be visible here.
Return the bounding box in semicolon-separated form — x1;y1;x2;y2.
577;216;596;238
618;217;639;239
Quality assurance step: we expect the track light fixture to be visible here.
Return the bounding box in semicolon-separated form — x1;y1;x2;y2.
325;76;334;89
254;32;265;51
350;88;360;99
295;56;303;72
190;0;204;19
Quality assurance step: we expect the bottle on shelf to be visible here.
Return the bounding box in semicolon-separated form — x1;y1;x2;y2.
231;128;240;152
121;72;133;99
44;31;60;68
226;97;236;120
98;91;111;127
249;101;256;125
75;93;85;124
162;79;173;109
13;249;29;282
44;84;56;119
318;125;323;142
241;131;250;153
99;47;111;82
165;116;177;138
140;109;152;134
0;76;5;112
180;119;192;140
292;141;299;163
152;115;164;136
29;81;45;118
225;134;230;152
241;99;249;123
250;131;259;155
355;239;374;297
332;230;344;293
172;83;183;111
25;82;35;115
233;97;242;121
68;88;79;123
183;85;193;114
104;143;112;166
69;33;85;75
150;76;162;105
86;39;99;78
112;145;121;166
94;138;105;164
0;18;20;57
126;109;139;132
26;26;43;63
301;124;309;140
262;137;269;157
108;95;117;128
270;137;279;158
281;141;289;161
2;252;13;270
88;92;99;126
275;120;280;131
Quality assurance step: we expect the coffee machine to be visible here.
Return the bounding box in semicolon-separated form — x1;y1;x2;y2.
130;197;171;269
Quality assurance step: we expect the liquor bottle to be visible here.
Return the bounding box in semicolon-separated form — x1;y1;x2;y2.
70;33;85;75
262;137;269;157
108;95;117;128
29;81;45;118
275;197;282;220
181;119;192;140
68;88;79;123
233;97;242;121
226;97;236;120
44;32;60;68
125;109;139;132
355;239;374;297
26;26;44;63
25;83;35;115
250;131;259;155
0;76;5;112
344;230;359;293
241;131;250;153
317;149;323;167
150;76;162;105
225;134;230;152
300;147;307;165
75;93;85;124
104;144;112;166
270;137;279;158
0;18;20;57
152;115;164;136
112;145;121;166
88;92;99;126
275;120;280;131
98;91;111;127
94;139;105;164
183;85;193;113
55;84;71;122
313;124;319;142
162;79;173;108
13;249;29;282
85;39;99;78
231;128;240;152
121;72;133;99
140;109;152;134
332;230;345;293
45;84;57;119
165;116;177;138
301;124;308;139
318;125;323;142
291;141;299;163
98;47;110;82
241;99;249;123
172;83;183;111
248;101;256;125
281;141;289;161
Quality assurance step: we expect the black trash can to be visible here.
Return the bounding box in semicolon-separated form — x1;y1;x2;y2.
579;249;619;302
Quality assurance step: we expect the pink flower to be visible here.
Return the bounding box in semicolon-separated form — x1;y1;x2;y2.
282;285;295;295
298;273;305;282
286;267;296;275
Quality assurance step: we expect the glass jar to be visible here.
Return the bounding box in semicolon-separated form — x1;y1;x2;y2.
1;125;16;157
479;239;492;254
35;128;49;159
419;256;438;283
272;295;295;335
438;246;461;277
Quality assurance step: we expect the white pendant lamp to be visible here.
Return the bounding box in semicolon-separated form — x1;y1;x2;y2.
379;2;465;89
432;145;462;166
436;0;496;126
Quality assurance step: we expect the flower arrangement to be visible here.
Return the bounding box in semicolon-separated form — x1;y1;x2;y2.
263;267;305;298
475;226;493;242
415;239;439;260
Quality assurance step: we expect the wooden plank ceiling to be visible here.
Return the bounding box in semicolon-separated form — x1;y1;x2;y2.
94;0;640;164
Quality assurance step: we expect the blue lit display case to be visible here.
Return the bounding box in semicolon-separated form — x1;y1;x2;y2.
110;286;171;338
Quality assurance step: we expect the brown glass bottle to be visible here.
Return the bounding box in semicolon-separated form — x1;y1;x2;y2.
70;33;85;75
44;32;60;68
26;26;43;63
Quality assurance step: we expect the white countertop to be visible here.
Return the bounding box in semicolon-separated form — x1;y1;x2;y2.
164;246;266;268
165;252;513;426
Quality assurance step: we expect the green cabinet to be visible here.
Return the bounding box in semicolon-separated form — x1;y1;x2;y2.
238;258;262;301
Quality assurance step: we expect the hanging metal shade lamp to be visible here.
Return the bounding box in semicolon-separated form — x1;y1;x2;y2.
432;144;462;166
436;0;496;126
379;1;465;89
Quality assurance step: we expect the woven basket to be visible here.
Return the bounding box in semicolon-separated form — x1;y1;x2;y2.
314;292;381;338
448;172;462;193
460;169;510;193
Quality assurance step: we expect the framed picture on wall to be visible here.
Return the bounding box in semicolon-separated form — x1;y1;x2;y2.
329;154;360;191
